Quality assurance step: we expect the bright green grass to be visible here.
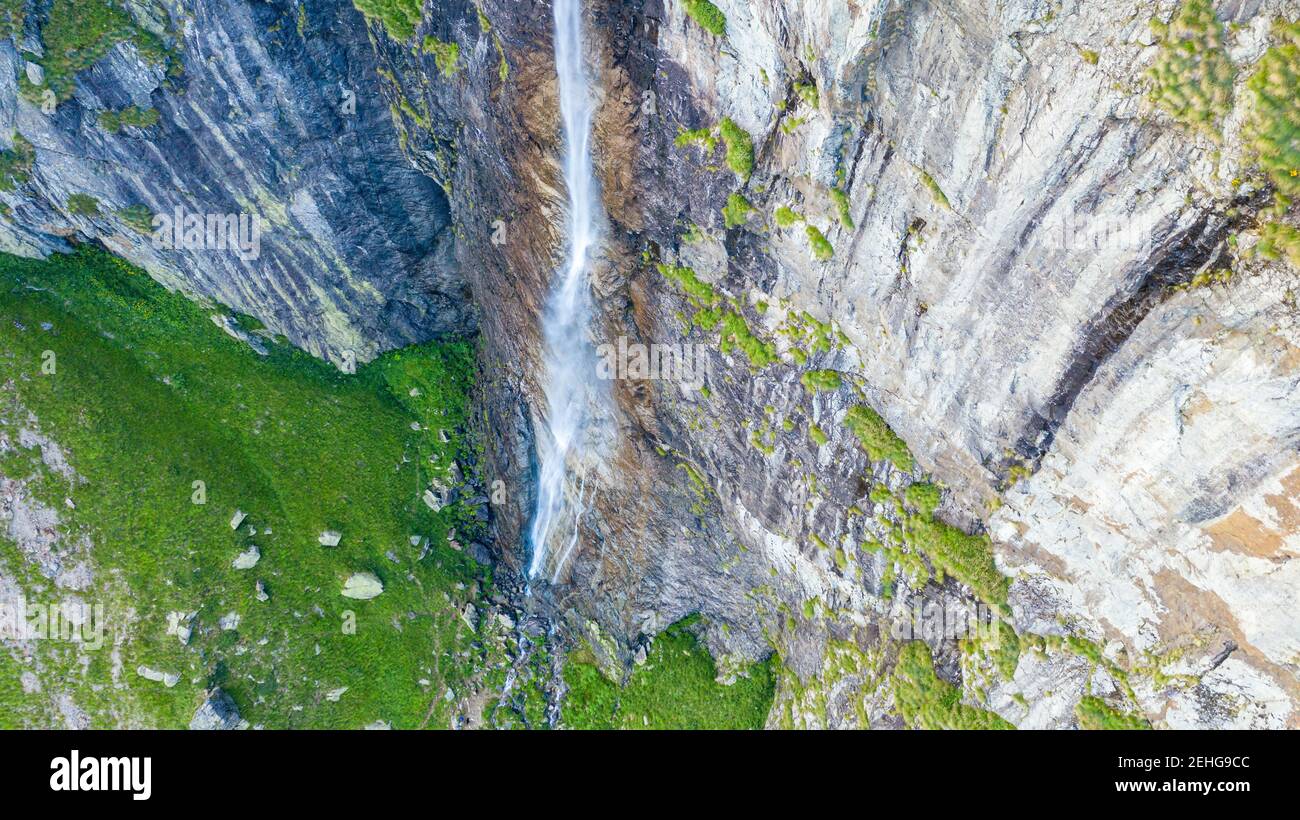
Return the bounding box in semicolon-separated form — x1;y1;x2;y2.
843;404;913;471
805;225;834;260
352;0;424;41
27;0;175;102
1146;0;1235;137
722;193;754;228
892;641;1014;730
718;118;755;180
561;617;775;729
682;0;726;38
0;248;495;728
1244;19;1300;195
1075;695;1150;730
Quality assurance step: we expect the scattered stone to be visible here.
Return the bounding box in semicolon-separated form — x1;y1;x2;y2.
189;688;248;730
385;550;399;563
230;509;247;530
219;611;240;631
318;530;341;547
24;61;43;86
409;535;421;546
460;603;478;632
232;545;260;570
364;720;391;730
166;610;196;645
136;666;180;688
325;686;348;702
341;572;383;600
633;645;648;666
255;580;269;602
422;489;444;512
409;421;421;431
63;497;75;510
496;611;515;631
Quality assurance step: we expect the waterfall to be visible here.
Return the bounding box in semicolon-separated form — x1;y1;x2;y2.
528;0;608;582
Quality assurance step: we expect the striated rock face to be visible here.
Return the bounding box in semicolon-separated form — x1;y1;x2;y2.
432;0;1300;727
0;0;472;365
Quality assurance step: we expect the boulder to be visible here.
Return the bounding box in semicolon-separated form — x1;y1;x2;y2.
189;688;247;730
231;545;260;570
229;509;247;530
318;530;341;547
341;572;383;600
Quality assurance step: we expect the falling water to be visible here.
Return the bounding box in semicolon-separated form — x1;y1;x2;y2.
528;0;608;582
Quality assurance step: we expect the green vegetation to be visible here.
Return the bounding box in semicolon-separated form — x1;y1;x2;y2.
720;312;778;368
423;36;460;78
561;617;774;729
1146;0;1235;137
674;126;718;154
352;0;424;41
774;205;803;227
892;642;1014;730
116;204;155;234
0;133;34;191
1079;48;1100;65
657;263;778;368
843;404;913;471
718;118;755;180
1076;696;1151;730
904;482;941;517
99;105;160;133
903;512;1008;608
800;369;841;392
0;248;494;728
1;0;24;41
67;193;101;217
1258;220;1300;268
1243;19;1300;195
722;192;754;228
682;0;727;38
830;187;854;229
794;80;819;109
808;423;828;446
806;225;834;260
25;0;177;103
915;166;951;209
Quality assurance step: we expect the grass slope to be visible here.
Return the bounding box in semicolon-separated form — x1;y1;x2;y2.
0;247;492;728
561;616;775;729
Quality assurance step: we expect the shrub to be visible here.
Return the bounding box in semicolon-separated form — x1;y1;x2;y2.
800;369;841;392
116;204;155;234
1258;221;1300;268
682;0;726;37
353;0;425;41
829;187;853;228
1243;19;1300;195
0;133;34;191
1146;0;1235;137
774;205;803;227
722;193;754;228
99;105;159;133
843;405;913;471
718;118;754;180
423;36;460;77
67;193;101;216
805;225;834;260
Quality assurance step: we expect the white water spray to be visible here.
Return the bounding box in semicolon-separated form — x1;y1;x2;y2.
528;0;609;582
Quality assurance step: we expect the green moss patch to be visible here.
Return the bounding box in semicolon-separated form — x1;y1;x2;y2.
1146;0;1235;137
352;0;424;41
682;0;726;38
843;404;913;471
0;248;492;728
718;118;755;180
892;641;1014;730
722;192;754;228
1244;19;1300;195
1076;696;1151;730
99;105;159;133
561;617;773;729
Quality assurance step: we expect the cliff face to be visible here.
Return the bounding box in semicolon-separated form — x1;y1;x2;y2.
0;0;471;364
451;0;1300;727
3;0;1297;728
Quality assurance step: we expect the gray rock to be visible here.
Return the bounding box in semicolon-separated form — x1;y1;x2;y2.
341;572;383;600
